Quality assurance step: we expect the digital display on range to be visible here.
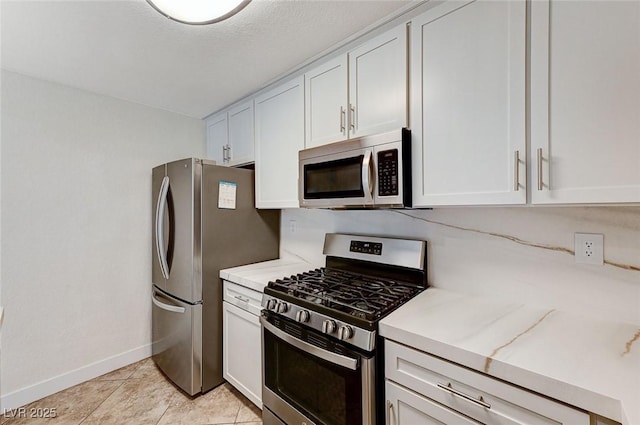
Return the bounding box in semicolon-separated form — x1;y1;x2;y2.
349;240;382;255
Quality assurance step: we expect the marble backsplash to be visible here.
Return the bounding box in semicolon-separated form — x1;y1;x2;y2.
280;206;640;325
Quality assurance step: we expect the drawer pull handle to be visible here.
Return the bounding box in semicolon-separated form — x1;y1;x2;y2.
437;382;491;409
537;148;544;191
514;150;520;192
234;295;250;303
387;400;395;425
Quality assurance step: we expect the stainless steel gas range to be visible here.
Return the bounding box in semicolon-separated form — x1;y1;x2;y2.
260;233;428;425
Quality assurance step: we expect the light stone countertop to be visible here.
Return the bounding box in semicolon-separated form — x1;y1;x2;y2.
220;257;319;293
379;288;640;425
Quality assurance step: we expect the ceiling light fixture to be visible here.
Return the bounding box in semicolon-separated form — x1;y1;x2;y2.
146;0;251;25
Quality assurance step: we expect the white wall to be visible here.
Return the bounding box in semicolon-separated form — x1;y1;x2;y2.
0;71;205;409
281;207;640;325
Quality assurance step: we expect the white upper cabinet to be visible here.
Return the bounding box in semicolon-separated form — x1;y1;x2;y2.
410;0;527;207
205;99;254;166
349;24;407;139
205;112;228;164
530;0;640;204
254;76;305;209
304;24;407;148
305;55;348;148
227;101;255;166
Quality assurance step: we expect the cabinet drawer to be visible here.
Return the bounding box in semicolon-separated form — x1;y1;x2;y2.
385;340;589;425
223;280;263;316
386;380;480;425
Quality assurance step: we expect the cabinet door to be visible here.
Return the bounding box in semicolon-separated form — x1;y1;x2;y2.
411;0;526;207
348;24;407;139
206;112;228;164
223;301;262;407
227;100;255;166
305;55;348;147
531;0;640;204
254;76;305;208
386;381;479;425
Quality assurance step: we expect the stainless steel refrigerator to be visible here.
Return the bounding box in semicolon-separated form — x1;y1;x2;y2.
151;158;279;395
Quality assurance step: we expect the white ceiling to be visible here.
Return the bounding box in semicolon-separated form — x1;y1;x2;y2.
1;0;413;119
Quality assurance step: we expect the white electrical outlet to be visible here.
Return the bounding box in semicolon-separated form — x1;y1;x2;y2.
289;220;297;233
574;233;604;265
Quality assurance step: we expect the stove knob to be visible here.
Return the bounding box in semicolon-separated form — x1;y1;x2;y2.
265;299;277;311
322;319;337;334
338;325;353;341
295;310;310;323
276;302;289;314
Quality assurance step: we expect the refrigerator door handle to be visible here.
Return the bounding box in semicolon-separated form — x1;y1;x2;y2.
152;291;186;314
155;176;171;280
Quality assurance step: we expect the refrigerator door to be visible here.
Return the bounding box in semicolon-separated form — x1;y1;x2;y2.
152;286;202;395
200;164;280;392
152;158;202;303
152;164;169;288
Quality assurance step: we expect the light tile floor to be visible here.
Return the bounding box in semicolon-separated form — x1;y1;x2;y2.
1;358;262;425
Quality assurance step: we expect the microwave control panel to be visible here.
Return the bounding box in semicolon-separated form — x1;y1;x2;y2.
377;149;399;196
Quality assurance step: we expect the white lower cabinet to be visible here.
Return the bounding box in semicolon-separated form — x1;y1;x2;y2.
384;340;590;425
222;281;263;408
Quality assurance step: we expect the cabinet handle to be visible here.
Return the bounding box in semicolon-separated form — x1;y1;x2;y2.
537;148;543;190
340;106;346;133
234;295;250;303
222;145;229;163
349;104;355;131
386;400;394;425
226;144;231;162
437;382;491;409
514;150;520;192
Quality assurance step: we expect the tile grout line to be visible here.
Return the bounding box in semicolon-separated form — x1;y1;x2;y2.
232;395;243;424
153;381;181;425
78;378;128;425
78;361;145;425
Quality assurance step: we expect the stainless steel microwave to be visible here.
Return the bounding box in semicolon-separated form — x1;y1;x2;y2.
299;128;411;208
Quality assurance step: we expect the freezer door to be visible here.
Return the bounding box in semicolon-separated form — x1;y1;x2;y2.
151;287;202;395
152;159;202;303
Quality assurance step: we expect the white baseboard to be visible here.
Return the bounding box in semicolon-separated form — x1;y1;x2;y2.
1;343;152;411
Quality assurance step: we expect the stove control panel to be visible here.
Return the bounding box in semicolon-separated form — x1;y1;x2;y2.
261;294;376;352
350;240;382;256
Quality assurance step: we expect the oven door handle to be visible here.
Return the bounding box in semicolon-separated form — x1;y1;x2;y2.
261;316;358;370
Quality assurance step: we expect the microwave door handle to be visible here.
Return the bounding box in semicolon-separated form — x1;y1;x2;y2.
261;316;358;370
155;176;170;280
362;150;373;198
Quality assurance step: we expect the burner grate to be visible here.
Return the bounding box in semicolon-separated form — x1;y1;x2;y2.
268;268;422;321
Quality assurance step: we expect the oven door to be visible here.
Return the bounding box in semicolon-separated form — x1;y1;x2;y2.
261;312;375;425
299;148;374;208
